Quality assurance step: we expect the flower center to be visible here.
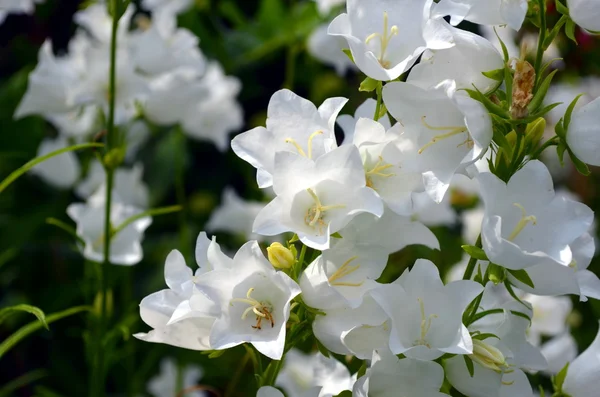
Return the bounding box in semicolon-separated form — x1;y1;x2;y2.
507;203;537;241
364;11;399;68
285;130;323;159
365;155;395;189
230;287;274;330
418;116;472;154
327;256;364;287
304;188;346;234
414;298;438;348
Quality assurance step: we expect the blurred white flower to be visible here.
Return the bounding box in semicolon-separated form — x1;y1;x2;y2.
148;358;204;397
31;136;81;189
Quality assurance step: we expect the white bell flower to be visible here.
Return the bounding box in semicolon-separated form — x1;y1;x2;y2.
134;232;229;350
412;191;457;227
407;26;504;94
508;232;600;301
540;333;578;375
76;161;149;208
313;0;345;16
337;98;391;145
561;321;600;397
31;136;80;189
142;0;194;15
312;295;390;359
130;9;205;76
0;0;43;23
147;358;203;397
253;145;383;250
328;0;454;81
276;349;354;397
351;119;424;216
66;188;151;265
566;97;600;166
525;295;572;346
231;89;347;188
383;80;493;203
353;349;447;397
567;0;600;33
206;187;279;243
73;2;134;44
45;105;98;140
371;259;482;360
194;241;301;360
434;0;528;31
308;24;355;76
479;160;594;271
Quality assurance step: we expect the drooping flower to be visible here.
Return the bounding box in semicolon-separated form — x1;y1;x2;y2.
383;80;493;203
371;259;483;360
329;0;454;81
253;145;383;250
562;322;600;396
307;24;356;75
434;0;528;31
478;160;594;271
231;89;347;188
567;0;600;33
194;241;301;360
566;97;600;166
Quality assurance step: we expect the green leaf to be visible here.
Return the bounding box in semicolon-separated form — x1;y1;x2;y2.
0;143;103;195
568;148;591;176
111;205;182;237
563;94;584;131
509;310;532;323
557;140;567;166
565;19;577;43
461;245;488;261
493;27;510;62
504;66;513;109
0;369;47;397
468;309;504;325
507;269;535;288
334;392;352;397
471;333;500;341
543;16;568;50
532;102;563;119
342;49;354;63
554;362;570;392
464;355;475;377
359;77;379;93
465;88;510;119
482;68;505;82
528;70;558;113
330;232;343;239
0;304;48;330
0;306;90;360
504;281;532;310
555;0;569;15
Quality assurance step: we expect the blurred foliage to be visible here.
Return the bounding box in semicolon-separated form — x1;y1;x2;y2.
0;0;599;396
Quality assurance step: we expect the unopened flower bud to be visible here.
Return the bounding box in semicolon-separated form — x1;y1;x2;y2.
525;117;546;149
511;59;535;119
470;339;507;373
267;242;295;269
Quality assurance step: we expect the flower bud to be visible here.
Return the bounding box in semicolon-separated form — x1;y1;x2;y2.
525;117;546;149
470;339;507;373
267;243;296;269
511;59;535;119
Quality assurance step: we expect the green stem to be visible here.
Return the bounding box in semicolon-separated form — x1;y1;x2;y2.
374;82;383;120
463;235;482;281
531;136;559;159
111;205;182;237
534;0;547;89
91;2;119;396
295;243;307;280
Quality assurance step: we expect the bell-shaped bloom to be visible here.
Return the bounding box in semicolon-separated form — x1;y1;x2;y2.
206;187;277;243
45;105;98;140
337;98;391;145
478;160;594;271
351;119;424;216
231;89;347;188
134;233;229;350
558;322;600;396
301;209;439;309
566;97;600;166
253;145;383;250
525;295;572;346
329;0;454;81
434;0;528;31
314;0;345;16
147;358;203;397
509;232;600;300
412;191;457;227
383;80;493;203
312;295;391;359
541;333;578;375
276;349;354;397
308;24;355;76
130;9;205;76
194;241;301;360
353;349;447;397
371;259;483;360
407;26;503;94
142;0;194;15
31;136;81;189
73;2;134;44
567;0;600;33
445;283;546;397
76;161;149;208
66;188;152;265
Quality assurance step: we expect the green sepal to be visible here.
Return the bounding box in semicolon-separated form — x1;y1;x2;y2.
565;19;577;43
493;27;510;62
461;245;488;261
465;88;510;119
564;94;584;131
528;69;558;113
471;332;500;341
103;148;125;170
543;16;568;50
507;269;535;288
568;148;591;176
334;391;352;397
555;0;569;15
482;68;505;82
553;362;570;392
464;355;475;377
488;264;506;285
107;0;131;21
557;140;567;166
531;102;563;119
504;65;514;109
342;49;354;63
331;232;343;239
359;77;379;93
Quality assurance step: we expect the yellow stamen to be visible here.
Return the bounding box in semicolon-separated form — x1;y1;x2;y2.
304;188;346;233
414;298;438;348
230;288;274;329
418;116;471;154
507;203;537;241
285;130;323;159
365;11;399;67
328;256;363;287
501;380;515;386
